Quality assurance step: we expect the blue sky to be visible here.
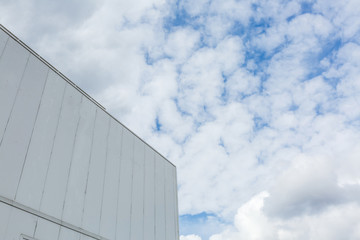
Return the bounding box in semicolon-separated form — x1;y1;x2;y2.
1;0;360;239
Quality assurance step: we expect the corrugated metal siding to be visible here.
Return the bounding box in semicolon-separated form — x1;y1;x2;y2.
0;26;179;240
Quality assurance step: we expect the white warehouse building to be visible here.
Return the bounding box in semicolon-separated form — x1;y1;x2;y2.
0;25;179;240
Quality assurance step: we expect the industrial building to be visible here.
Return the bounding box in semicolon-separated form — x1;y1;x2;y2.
0;25;179;240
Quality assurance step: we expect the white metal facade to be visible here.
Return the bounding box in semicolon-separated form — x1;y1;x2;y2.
0;25;179;240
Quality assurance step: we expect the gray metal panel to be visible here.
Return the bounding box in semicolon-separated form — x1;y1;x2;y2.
0;27;179;240
143;146;155;240
130;137;145;240
99;120;123;239
155;154;166;240
34;218;61;240
0;54;48;200
0;29;8;56
174;167;180;240
165;162;176;240
15;70;66;210
0;194;108;240
40;87;82;219
0;37;29;144
0;202;12;239
4;207;37;239
62;97;97;227
82;110;110;234
116;128;134;240
80;235;97;240
58;226;80;240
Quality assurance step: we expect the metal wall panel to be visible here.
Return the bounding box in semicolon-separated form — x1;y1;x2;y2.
99;120;123;239
165;162;177;240
15;71;66;210
40;87;82;219
143;146;155;240
0;27;179;240
116;128;134;240
58;226;80;240
0;201;105;240
34;218;61;240
0;54;48;200
130;137;145;240
0;29;8;56
174;167;180;240
82;110;110;234
155;155;166;240
0;37;29;139
0;202;12;239
62;97;97;227
80;234;97;240
4;207;37;239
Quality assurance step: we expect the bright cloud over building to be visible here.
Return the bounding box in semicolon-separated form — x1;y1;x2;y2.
1;0;360;239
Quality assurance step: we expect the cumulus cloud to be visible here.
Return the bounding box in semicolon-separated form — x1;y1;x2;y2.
210;152;360;240
210;191;360;240
210;152;360;239
180;234;202;240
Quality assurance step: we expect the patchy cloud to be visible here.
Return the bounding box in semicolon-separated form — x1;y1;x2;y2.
180;234;203;240
210;191;360;240
1;0;360;239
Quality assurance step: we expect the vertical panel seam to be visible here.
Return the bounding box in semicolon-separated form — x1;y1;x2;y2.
32;216;39;238
0;52;31;148
56;226;62;240
114;125;123;240
142;148;147;240
128;135;135;240
3;203;14;238
0;35;9;61
154;153;156;240
165;164;169;239
39;83;67;212
15;67;50;238
172;167;177;240
142;148;146;240
61;95;84;221
175;169;180;239
14;67;50;201
142;144;145;240
81;108;98;229
99;116;111;234
65;99;96;226
163;159;167;240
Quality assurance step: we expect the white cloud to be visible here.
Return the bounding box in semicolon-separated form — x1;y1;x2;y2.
251;0;301;24
180;234;202;240
164;27;201;62
263;155;342;219
211;192;360;240
234;191;276;239
314;0;360;41
179;0;210;17
209;0;252;25
2;0;360;239
226;68;260;98
210;152;360;239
